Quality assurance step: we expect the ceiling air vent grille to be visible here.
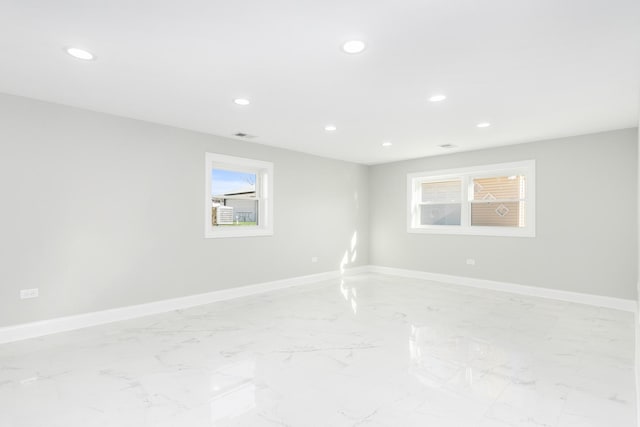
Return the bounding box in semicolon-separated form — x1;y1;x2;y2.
234;132;257;138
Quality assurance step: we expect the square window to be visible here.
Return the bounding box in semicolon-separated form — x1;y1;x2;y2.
205;153;273;238
419;180;462;226
211;169;259;227
470;175;526;227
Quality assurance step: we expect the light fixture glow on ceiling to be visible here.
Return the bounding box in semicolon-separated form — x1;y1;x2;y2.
382;141;392;147
324;124;337;132
342;40;366;54
66;47;94;61
476;122;491;128
429;94;447;102
234;98;251;106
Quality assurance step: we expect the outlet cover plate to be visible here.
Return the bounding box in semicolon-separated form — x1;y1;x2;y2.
20;288;39;299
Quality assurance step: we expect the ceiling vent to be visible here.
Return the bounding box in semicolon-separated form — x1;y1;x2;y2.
234;132;257;138
438;144;457;149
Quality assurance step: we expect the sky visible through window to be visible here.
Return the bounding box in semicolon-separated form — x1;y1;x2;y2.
211;168;256;196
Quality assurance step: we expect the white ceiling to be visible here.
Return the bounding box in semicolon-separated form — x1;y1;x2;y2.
0;0;638;164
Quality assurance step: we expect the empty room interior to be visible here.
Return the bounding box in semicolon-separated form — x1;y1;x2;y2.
1;1;640;426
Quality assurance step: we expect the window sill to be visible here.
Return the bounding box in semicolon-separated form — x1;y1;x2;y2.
205;227;274;239
407;226;535;238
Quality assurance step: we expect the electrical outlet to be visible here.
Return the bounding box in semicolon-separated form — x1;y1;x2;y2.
20;288;39;299
466;258;476;266
311;257;318;263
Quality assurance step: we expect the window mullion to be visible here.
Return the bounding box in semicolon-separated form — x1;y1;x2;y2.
461;175;471;228
412;178;419;228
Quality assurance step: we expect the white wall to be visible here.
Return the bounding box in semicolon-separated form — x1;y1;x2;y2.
369;128;638;300
0;94;369;327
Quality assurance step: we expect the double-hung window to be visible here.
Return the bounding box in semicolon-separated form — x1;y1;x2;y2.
407;160;535;237
205;153;273;238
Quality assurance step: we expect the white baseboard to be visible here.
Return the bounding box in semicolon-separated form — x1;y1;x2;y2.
0;266;369;345
635;311;640;427
368;265;638;312
1;265;634;345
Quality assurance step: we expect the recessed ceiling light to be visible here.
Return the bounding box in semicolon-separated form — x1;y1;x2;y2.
342;40;366;54
477;122;491;128
66;47;94;61
234;98;250;106
324;124;337;132
429;94;447;102
382;141;392;147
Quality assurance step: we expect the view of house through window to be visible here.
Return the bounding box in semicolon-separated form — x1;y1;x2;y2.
420;179;462;225
205;152;273;238
471;175;526;227
407;160;535;237
211;168;259;226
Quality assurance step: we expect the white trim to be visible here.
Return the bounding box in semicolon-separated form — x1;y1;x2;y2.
0;267;369;344
205;152;274;238
368;265;637;312
407;160;536;181
635;309;640;427
406;225;536;237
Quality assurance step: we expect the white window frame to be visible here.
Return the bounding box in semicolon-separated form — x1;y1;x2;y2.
205;153;274;238
407;160;535;237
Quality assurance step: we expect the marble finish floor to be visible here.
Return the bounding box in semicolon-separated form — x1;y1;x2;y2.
0;273;636;426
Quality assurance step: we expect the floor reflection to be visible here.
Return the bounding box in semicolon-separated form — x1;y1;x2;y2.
210;360;256;423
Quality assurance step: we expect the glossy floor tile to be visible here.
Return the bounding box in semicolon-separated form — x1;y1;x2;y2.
0;273;636;426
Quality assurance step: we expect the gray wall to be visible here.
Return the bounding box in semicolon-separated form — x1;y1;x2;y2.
0;92;636;328
0;94;369;327
369;128;638;300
